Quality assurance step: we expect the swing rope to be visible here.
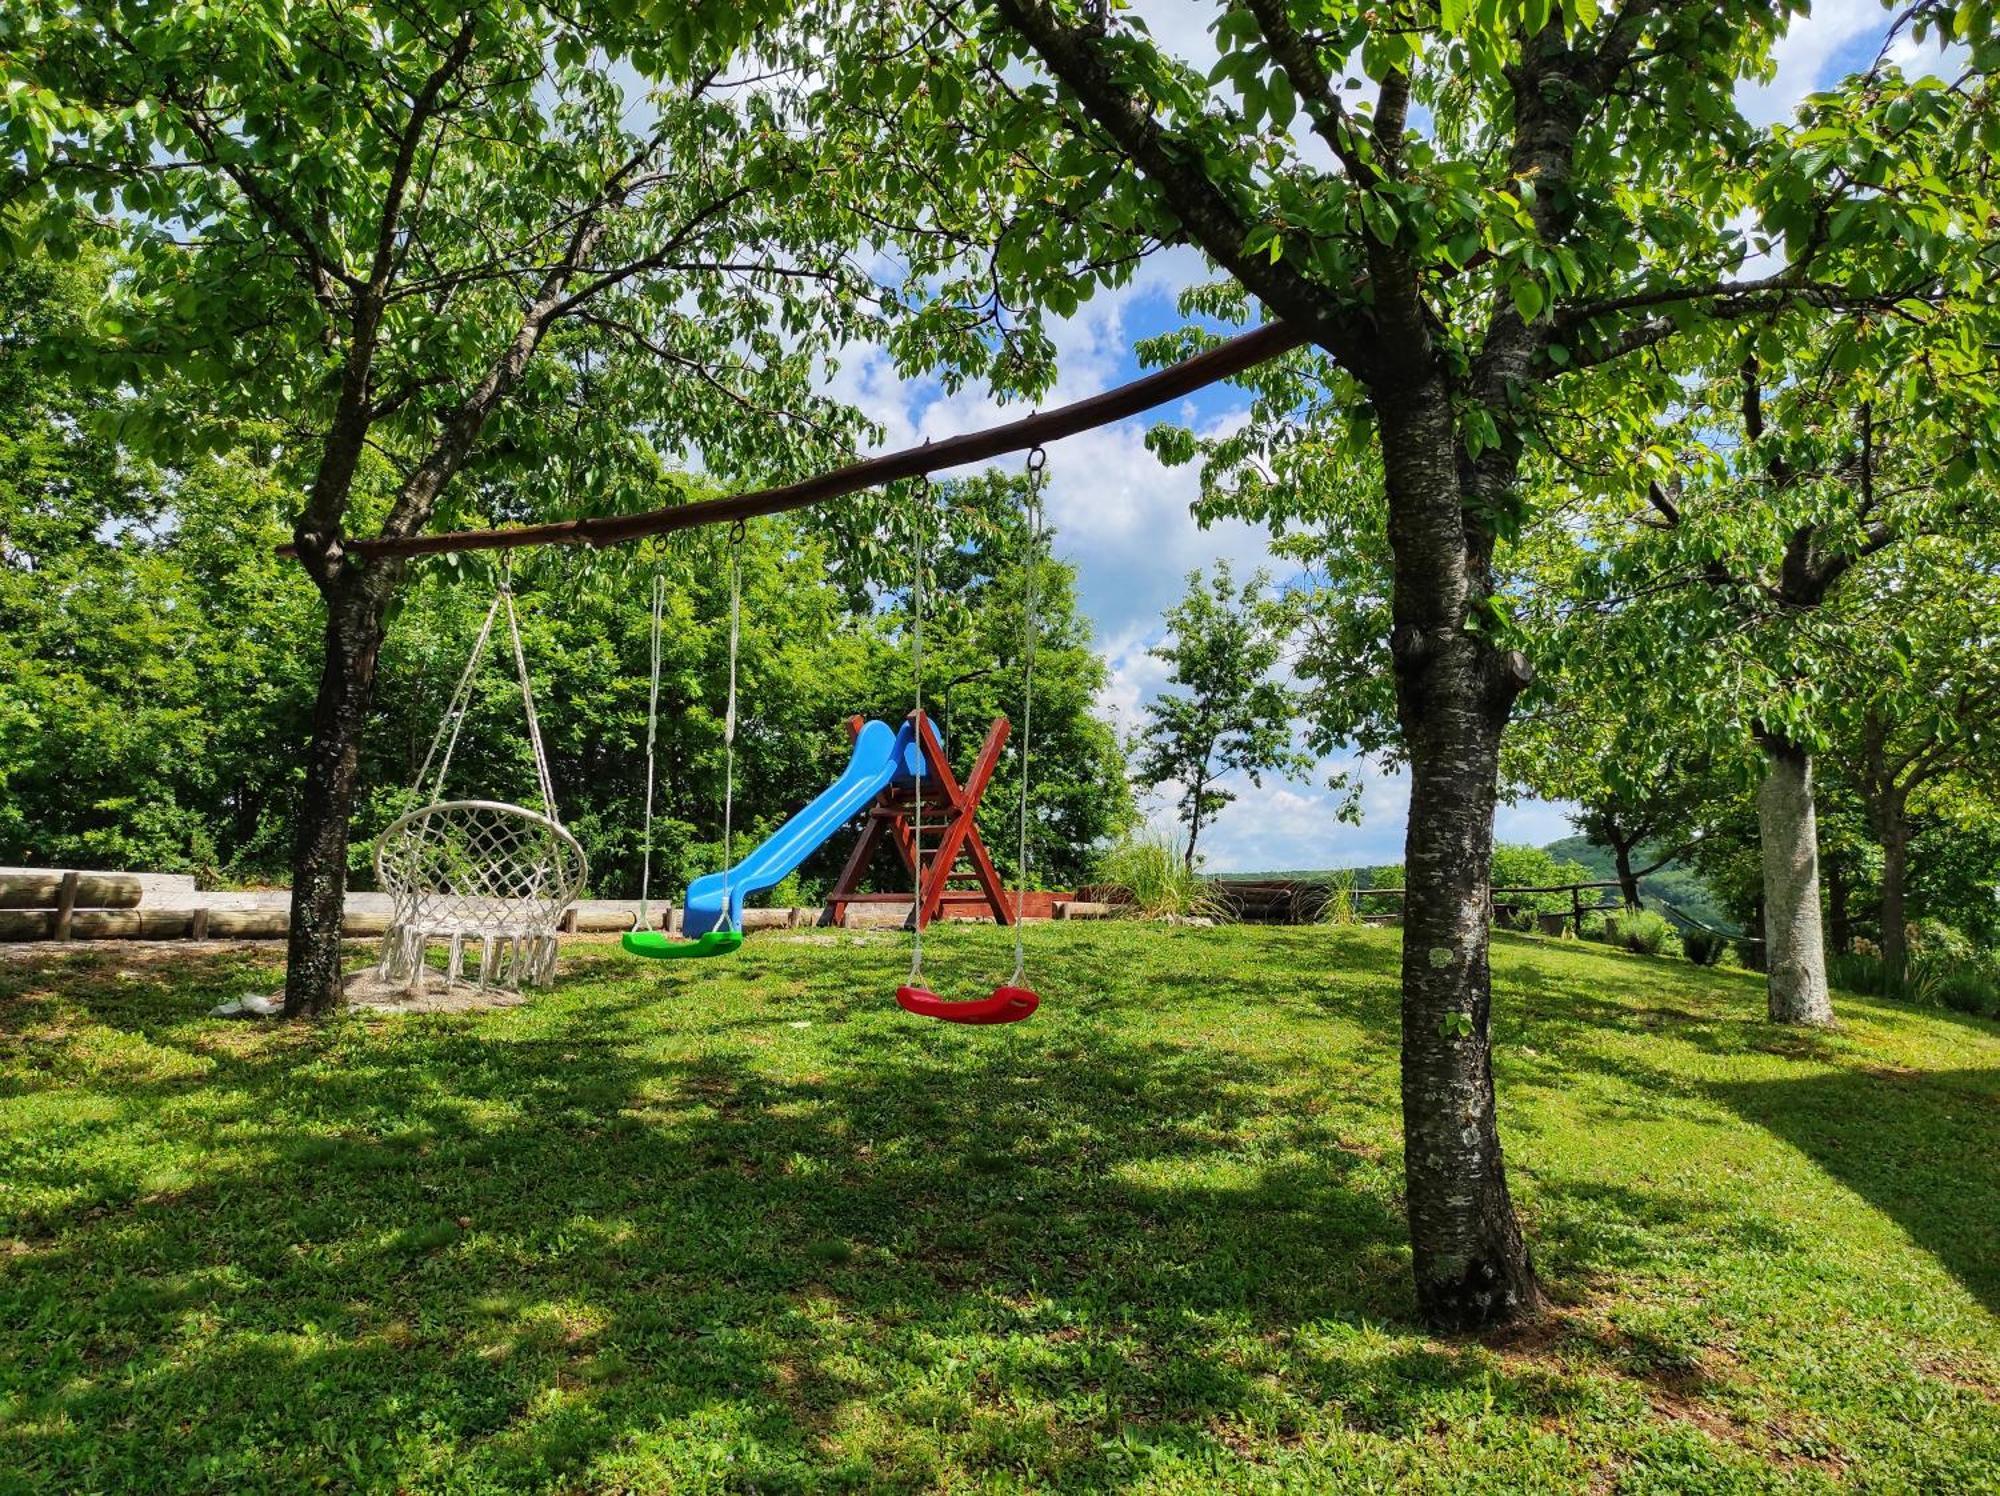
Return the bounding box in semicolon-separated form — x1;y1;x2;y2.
907;475;931;982
637;570;666;931
720;519;745;931
1012;446;1048;987
891;452;1044;1025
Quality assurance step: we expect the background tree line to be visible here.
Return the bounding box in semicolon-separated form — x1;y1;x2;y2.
0;254;1132;899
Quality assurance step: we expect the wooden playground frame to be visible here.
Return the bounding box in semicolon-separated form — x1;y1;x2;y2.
824;712;1016;929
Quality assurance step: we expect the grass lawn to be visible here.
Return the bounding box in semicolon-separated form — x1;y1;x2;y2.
2;924;1996;1492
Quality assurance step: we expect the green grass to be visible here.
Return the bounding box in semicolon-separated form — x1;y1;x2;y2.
2;926;1996;1492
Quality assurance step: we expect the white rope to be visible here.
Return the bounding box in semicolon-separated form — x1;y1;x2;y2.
638;571;665;929
719;522;744;932
414;591;503;803
1014;447;1048;987
908;477;929;981
500;579;559;822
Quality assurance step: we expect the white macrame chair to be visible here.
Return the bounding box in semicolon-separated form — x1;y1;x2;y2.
374;579;587;994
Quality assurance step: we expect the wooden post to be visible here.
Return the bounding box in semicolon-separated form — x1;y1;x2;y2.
1571;885;1584;937
190;907;210;941
53;871;79;942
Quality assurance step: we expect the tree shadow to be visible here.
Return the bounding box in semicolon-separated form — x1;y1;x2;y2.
3;948;1482;1490
1707;1066;2000;1317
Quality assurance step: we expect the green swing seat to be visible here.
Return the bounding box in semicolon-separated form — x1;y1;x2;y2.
620;927;743;960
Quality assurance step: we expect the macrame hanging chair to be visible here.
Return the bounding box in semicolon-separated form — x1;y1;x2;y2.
374;571;587;994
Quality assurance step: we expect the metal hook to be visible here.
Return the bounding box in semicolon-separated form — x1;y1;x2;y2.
729;518;747;548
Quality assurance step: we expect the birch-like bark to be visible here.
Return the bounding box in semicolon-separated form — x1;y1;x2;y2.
1756;737;1834;1026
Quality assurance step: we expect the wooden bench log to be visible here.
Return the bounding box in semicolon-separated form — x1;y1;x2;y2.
1055;900;1121;920
0;870;143;910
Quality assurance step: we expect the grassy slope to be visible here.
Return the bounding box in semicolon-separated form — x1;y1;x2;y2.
0;926;1994;1493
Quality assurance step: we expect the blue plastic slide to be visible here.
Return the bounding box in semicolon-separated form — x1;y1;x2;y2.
680;717;925;937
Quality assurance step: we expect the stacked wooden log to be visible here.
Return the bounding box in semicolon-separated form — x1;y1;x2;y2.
0;871;392;943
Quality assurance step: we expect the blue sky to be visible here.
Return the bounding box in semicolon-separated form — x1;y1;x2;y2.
823;1;1940;873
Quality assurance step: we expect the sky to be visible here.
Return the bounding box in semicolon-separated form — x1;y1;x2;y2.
825;2;1930;874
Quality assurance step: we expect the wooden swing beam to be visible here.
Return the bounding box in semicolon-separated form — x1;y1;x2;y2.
278;320;1308;562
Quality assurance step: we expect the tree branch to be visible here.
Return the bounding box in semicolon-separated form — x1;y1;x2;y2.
366;15;478;298
990;0;1378;377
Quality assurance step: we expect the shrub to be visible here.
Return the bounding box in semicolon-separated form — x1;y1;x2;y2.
1828;948;1998;1016
1928;963;2000;1019
1579;910;1609;942
1828;950;1887;996
1908;919;1977;964
1680;927;1727;966
1094;830;1225;921
1605;908;1672;956
1734;937;1768;972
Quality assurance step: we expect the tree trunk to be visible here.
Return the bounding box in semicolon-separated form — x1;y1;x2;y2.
1825;856;1851;957
1383;380;1544;1331
1755;736;1834;1026
1879;809;1910;991
282;570;395;1017
1612;838;1642;911
1183;770;1207;872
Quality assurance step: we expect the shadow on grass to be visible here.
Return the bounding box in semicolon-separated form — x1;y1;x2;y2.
1;949;1462;1490
1708;1066;2000;1317
9;935;1985;1489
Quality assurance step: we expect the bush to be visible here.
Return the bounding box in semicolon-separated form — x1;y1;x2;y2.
1828;950;1887;996
1928;963;2000;1019
1579;910;1609;942
1094;830;1225;921
1680;927;1727;966
1828;948;1999;1017
1909;919;1977;964
1734;937;1768;972
1605;908;1672;956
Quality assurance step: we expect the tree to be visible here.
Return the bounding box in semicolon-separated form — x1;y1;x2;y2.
0;250;320;874
1131;564;1303;871
827;0;1996;1326
6;0;912;1013
1573;275;2000;1025
1830;539;2000;985
1503;659;1709;912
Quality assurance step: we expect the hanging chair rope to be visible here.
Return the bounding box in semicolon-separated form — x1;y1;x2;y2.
907;476;931;982
410;562;559;819
1013;446;1048;987
501;577;559;821
414;591;503;803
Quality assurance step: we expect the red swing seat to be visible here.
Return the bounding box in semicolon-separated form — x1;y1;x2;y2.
896;983;1039;1025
